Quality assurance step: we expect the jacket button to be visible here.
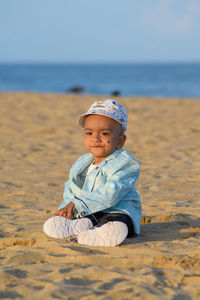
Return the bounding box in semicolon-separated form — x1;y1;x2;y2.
81;211;86;216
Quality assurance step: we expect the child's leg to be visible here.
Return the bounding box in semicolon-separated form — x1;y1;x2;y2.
90;212;134;238
43;216;93;239
77;213;134;247
77;221;128;247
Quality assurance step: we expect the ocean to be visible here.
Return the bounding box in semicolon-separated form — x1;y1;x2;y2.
0;63;200;98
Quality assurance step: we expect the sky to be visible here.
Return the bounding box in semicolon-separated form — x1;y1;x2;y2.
0;0;200;63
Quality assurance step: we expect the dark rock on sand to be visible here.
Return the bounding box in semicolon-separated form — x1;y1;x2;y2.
68;85;84;93
111;90;120;97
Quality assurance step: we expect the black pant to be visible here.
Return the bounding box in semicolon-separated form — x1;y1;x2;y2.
87;212;134;238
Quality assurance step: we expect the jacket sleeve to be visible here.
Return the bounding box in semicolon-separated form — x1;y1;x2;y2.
58;153;92;210
58;180;75;210
72;161;140;216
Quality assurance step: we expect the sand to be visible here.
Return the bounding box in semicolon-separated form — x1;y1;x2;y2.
0;92;200;300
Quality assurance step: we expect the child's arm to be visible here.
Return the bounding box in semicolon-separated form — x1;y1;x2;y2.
58;180;76;212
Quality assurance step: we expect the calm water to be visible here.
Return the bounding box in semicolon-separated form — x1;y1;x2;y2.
0;63;200;98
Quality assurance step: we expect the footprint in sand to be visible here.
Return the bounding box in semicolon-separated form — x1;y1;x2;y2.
63;276;98;286
59;267;73;274
98;278;128;290
4;268;27;278
0;290;22;299
7;251;46;265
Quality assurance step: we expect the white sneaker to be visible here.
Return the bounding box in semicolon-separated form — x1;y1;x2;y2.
77;221;128;247
43;216;93;239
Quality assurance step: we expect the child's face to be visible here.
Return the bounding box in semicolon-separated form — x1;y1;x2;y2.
84;114;126;165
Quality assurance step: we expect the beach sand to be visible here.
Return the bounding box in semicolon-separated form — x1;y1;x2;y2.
0;92;200;299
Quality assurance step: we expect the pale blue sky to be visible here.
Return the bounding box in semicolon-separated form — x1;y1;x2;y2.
0;0;200;63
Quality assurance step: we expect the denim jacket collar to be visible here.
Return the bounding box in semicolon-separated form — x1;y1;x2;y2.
74;149;123;176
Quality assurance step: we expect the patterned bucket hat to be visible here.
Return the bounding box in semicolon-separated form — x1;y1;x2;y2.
78;99;128;133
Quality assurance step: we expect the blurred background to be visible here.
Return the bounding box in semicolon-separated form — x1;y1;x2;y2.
0;0;200;97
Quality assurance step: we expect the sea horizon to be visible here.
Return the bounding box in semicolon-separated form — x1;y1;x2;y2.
0;62;200;98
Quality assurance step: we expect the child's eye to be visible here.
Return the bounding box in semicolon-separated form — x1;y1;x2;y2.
85;131;92;135
101;132;110;136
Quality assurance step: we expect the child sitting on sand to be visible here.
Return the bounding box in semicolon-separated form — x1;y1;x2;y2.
43;99;142;247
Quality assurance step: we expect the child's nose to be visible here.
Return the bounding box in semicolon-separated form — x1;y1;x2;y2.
93;132;101;141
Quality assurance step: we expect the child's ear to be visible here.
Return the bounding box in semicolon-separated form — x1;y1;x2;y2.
117;135;126;149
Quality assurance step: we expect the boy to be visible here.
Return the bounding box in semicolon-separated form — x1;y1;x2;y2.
43;99;142;247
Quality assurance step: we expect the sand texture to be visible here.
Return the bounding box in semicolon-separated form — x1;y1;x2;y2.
0;93;200;299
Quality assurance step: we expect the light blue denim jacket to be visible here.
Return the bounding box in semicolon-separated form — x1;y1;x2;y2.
59;149;142;234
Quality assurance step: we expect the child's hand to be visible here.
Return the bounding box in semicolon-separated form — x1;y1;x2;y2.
54;201;76;219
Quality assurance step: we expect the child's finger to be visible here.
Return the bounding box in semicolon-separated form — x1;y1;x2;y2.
55;210;64;216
